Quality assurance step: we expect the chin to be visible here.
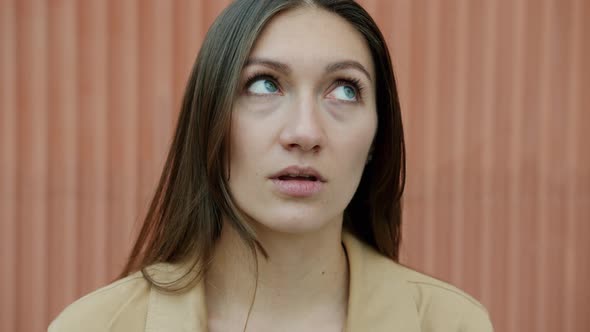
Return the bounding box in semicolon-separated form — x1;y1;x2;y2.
251;209;341;236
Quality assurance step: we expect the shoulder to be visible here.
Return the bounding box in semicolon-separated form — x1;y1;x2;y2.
394;264;494;331
48;272;150;332
342;232;494;331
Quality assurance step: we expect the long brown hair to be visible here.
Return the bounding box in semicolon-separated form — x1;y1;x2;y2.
120;0;405;290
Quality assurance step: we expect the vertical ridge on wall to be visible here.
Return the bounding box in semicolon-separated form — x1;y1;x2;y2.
499;2;513;313
422;0;440;275
432;0;453;283
0;0;17;331
577;0;590;328
449;0;469;284
449;0;468;287
479;0;496;314
172;0;205;120
152;0;174;167
523;0;544;329
536;0;550;327
106;0;139;277
389;0;411;118
537;0;558;330
47;0;79;324
137;0;156;224
507;0;526;330
29;0;49;327
462;0;484;306
77;0;109;295
15;0;50;331
563;0;582;330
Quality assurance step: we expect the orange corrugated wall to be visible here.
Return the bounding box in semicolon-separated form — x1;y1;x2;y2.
1;0;588;331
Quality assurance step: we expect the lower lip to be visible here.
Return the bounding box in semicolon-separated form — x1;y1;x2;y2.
271;178;324;197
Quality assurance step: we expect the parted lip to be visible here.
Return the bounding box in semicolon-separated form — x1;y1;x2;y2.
269;165;327;182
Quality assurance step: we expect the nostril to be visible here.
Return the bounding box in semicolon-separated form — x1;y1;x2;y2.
286;142;320;152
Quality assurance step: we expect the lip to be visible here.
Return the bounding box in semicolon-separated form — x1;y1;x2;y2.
268;165;326;198
268;166;327;182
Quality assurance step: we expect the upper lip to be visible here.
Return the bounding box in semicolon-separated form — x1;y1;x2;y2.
269;165;327;182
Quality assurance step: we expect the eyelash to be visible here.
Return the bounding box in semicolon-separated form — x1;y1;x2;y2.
243;72;365;101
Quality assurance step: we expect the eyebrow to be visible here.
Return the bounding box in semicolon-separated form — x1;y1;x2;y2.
325;61;372;82
244;58;372;82
245;58;292;75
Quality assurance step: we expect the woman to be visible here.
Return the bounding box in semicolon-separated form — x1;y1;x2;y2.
50;0;493;331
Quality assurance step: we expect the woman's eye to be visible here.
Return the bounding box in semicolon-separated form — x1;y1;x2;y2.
247;78;280;95
327;85;358;102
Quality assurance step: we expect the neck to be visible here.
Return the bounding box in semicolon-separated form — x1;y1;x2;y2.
205;219;349;330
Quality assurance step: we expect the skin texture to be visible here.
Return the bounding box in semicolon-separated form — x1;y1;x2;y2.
205;7;377;332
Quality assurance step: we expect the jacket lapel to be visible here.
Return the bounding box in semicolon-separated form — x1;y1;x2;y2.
343;232;422;332
144;264;208;332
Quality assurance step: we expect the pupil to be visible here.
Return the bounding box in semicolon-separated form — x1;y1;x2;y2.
264;80;277;92
344;86;355;99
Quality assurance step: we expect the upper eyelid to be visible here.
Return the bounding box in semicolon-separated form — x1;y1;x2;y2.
331;78;364;96
333;78;363;89
244;73;281;88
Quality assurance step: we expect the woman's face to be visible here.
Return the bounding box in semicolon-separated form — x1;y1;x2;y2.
229;7;377;235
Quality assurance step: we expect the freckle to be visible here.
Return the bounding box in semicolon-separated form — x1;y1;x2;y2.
321;271;325;275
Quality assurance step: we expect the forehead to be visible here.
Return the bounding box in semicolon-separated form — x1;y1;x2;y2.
248;7;374;75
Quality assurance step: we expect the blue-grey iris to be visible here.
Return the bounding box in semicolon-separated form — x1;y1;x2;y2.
264;80;278;93
344;86;355;99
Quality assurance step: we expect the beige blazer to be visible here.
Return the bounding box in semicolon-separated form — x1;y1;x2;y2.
49;232;493;331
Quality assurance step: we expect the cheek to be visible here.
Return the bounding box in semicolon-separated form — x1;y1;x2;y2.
228;118;249;177
228;114;270;181
333;117;376;188
346;114;376;161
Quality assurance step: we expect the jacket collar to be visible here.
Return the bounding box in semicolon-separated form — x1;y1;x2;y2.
145;233;421;331
144;263;208;332
342;232;421;331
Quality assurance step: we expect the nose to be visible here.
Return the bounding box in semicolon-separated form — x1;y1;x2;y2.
278;95;325;153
